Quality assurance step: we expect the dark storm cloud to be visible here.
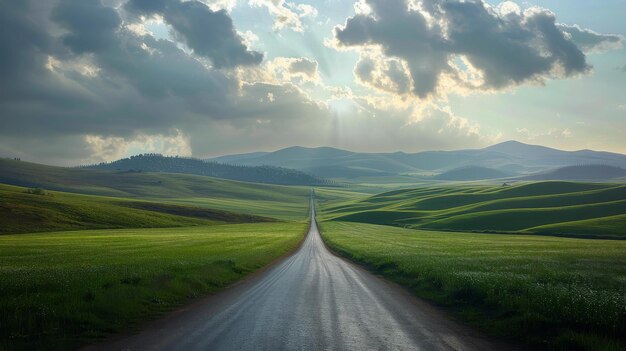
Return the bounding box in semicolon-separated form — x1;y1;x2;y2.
0;0;329;163
0;0;235;132
0;1;63;97
334;0;619;98
124;0;262;68
53;0;121;54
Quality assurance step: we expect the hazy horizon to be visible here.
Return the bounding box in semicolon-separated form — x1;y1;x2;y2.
1;0;625;166
9;139;626;168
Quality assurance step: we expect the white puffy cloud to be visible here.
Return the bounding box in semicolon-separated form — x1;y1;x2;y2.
268;57;321;83
249;0;318;32
85;129;192;163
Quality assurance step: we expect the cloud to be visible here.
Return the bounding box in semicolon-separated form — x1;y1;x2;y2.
249;0;317;32
53;0;121;54
327;99;499;152
281;57;321;83
84;129;192;163
288;57;317;76
0;0;332;164
196;0;237;12
244;57;322;85
0;0;620;164
333;0;620;99
124;0;262;68
558;24;624;53
354;52;412;95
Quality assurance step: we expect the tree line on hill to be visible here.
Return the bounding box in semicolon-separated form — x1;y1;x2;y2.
81;154;332;186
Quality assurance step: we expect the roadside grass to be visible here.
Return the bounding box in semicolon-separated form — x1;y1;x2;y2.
0;222;307;350
0;184;272;235
319;221;626;350
320;181;626;238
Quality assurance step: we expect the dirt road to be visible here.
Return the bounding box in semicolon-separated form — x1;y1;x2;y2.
88;198;504;350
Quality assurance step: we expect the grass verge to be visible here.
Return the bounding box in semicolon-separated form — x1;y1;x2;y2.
319;221;626;350
0;222;307;350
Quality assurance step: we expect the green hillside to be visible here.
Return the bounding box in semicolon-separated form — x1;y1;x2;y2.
321;181;626;238
0;158;308;198
529;214;626;237
85;154;329;186
0;183;272;235
0;158;312;220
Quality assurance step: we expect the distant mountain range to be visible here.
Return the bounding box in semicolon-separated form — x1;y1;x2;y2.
84;154;329;186
433;166;511;181
211;141;626;181
523;165;626;181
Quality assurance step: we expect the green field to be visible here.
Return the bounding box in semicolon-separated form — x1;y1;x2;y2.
3;157;626;351
0;222;307;350
0;159;312;221
321;181;626;238
319;221;626;350
0;158;405;222
0;183;277;235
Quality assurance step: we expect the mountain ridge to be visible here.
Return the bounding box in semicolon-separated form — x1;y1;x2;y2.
208;141;626;181
83;154;330;186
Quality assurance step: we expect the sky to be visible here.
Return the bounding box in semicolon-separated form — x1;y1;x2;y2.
0;0;625;165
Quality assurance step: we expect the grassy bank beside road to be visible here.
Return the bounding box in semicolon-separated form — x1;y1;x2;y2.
319;221;626;350
0;222;307;350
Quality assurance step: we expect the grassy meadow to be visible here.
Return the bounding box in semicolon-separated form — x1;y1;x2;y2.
2;156;625;350
319;221;626;350
0;183;277;235
0;158;312;221
321;181;626;238
0;222;307;350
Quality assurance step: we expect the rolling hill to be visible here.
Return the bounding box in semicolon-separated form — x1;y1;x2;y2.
0;158;313;220
0;183;271;235
319;181;626;238
210;141;626;181
84;154;329;186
